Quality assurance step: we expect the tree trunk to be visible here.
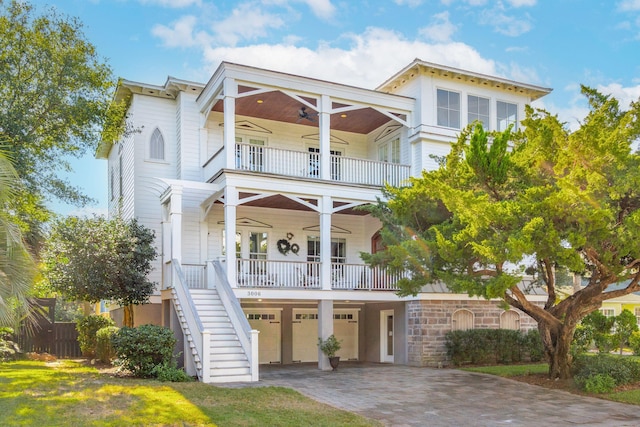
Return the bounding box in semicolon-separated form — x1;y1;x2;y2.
123;304;134;327
538;320;576;379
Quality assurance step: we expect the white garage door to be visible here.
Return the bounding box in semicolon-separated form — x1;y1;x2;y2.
292;309;359;363
246;309;282;364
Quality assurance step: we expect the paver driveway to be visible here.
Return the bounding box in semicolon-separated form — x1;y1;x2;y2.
235;363;640;426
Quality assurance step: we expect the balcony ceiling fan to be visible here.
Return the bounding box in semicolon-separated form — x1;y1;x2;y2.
297;106;317;123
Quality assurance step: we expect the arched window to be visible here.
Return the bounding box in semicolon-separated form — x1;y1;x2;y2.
500;310;521;330
452;309;474;331
149;128;165;160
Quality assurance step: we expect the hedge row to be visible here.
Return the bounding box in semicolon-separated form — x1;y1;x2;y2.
445;328;544;366
572;353;640;393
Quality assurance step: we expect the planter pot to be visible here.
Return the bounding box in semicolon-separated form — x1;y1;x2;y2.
329;356;340;371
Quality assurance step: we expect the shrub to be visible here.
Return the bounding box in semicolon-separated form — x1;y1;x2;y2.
583;374;616;394
76;315;115;357
0;327;20;362
572;353;640;392
629;331;640;355
111;324;176;378
95;326;119;363
152;361;193;382
445;328;543;366
571;324;592;355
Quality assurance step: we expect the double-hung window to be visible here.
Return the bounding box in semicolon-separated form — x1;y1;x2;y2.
497;101;518;131
437;89;460;129
468;95;490;129
378;137;400;163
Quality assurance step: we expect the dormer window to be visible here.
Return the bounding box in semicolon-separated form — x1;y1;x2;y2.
149;128;165;160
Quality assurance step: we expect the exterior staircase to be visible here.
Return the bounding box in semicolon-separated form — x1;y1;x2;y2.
189;288;252;382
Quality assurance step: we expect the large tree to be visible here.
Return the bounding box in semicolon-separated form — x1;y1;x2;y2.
0;1;114;246
364;87;640;379
43;216;157;327
0;147;35;326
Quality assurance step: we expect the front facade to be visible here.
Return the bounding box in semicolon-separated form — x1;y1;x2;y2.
97;59;551;382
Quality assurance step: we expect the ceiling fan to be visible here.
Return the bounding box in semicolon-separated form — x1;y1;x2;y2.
297;106;317;123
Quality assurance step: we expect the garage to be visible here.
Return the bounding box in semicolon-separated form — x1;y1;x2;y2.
292;308;359;362
246;308;282;364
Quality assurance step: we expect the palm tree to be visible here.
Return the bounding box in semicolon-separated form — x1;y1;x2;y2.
0;146;35;327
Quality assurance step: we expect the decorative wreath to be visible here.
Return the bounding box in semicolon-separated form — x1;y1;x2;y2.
290;243;300;255
277;239;291;255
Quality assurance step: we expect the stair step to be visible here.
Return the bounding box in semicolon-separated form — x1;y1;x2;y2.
206;374;253;384
210;334;241;341
210;367;251;376
211;360;250;369
210;353;249;361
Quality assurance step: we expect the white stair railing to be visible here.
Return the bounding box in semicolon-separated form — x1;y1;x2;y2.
170;260;209;382
208;260;259;382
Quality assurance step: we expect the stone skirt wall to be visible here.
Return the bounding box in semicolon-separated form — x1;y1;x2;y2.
406;299;538;367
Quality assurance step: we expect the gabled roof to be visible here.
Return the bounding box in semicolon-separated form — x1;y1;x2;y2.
376;58;552;101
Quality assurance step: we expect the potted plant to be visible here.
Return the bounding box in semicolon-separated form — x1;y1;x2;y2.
318;334;342;370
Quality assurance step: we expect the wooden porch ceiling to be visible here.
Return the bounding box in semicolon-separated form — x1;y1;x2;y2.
211;88;401;135
225;193;370;216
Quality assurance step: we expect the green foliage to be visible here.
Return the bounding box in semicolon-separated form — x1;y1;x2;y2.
43;216;157;326
111;324;176;378
0;1;114;242
445;329;544;366
95;326;119;364
573;354;640;392
612;309;639;354
571;324;593;355
152;360;193;382
583;373;617;394
629;331;640;356
76;315;114;357
0;148;36;327
0;327;20;361
318;334;341;358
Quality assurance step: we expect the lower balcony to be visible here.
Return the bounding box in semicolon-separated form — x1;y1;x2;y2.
181;260;401;291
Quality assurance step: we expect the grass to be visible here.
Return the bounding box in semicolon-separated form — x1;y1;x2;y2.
0;360;380;426
460;363;548;377
461;361;640;405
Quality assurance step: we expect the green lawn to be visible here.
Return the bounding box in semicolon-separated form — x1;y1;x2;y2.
0;360;380;427
461;362;640;405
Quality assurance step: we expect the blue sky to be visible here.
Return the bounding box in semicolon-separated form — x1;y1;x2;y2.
37;0;640;216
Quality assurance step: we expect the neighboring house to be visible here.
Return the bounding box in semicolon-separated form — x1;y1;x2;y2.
96;59;552;383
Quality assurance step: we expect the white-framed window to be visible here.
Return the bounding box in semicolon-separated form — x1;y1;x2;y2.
306;236;346;263
468;95;490;129
437;89;460;129
500;310;521;330
452;309;474;331
149;128;165;160
497;101;518;131
221;230;242;257
236;135;266;171
600;308;615;318
249;231;268;260
378;137;400;163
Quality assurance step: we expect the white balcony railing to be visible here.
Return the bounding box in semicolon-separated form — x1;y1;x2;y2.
203;144;411;187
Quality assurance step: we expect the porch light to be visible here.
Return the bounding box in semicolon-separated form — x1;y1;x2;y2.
257;99;263;104
340;114;347;118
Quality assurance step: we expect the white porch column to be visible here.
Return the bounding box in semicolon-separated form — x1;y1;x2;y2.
225;186;238;287
170;186;183;264
320;195;332;291
319;94;331;180
223;78;237;169
317;299;334;371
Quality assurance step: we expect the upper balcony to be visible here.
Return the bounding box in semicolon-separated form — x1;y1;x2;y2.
203;143;411;187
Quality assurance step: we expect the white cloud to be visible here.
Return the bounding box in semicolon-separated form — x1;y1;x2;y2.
394;0;425;6
419;11;458;42
480;9;532;36
199;27;502;89
506;0;536;7
212;4;285;46
138;0;202;8
596;82;640;108
302;0;336;19
618;0;640;11
152;15;202;48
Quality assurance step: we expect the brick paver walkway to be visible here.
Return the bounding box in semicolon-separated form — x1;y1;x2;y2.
226;363;640;426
